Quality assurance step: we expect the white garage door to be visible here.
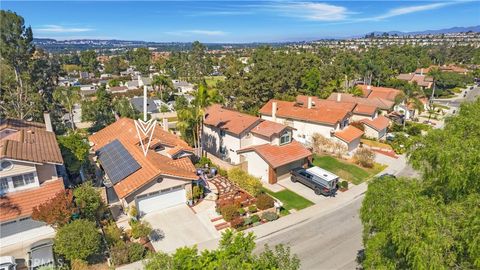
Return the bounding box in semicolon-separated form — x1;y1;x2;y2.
137;186;186;215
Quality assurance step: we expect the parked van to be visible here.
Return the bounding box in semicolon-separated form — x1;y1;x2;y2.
291;166;339;196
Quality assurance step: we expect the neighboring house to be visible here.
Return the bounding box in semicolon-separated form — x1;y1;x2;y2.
138;75;152;88
88;118;197;216
0;116;65;260
332;125;364;152
203;105;312;184
396;73;433;89
108;86;129;94
78;84;97;96
172;80;195;94
259;98;351;145
126;80;140;90
361;116;390;140
130;97;159;115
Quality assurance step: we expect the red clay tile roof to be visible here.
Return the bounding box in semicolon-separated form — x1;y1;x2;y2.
357;85;402;101
296;95;357;111
0;179;65;222
361;116;390;131
259;100;350;126
353;104;377;116
334;126;364;143
238;141;312;169
88;118;197;199
204;104;261;136
0;119;63;164
328;93;393;111
166;146;193;157
250;120;290;139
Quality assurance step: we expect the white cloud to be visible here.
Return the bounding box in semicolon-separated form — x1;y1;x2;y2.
35;25;93;33
362;2;458;21
165;30;227;36
270;2;351;21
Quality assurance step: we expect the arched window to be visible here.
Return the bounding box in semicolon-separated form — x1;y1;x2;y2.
280;130;291;145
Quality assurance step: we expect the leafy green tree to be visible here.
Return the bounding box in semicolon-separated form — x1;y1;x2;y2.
57;132;90;175
132;47;151;74
54;219;101;262
53;86;80;130
144;230;300;270
113;96;139;119
79;50;98;72
301;67;322;96
73;182;104;220
81;86;115;131
152;74;173;100
104;56;128;75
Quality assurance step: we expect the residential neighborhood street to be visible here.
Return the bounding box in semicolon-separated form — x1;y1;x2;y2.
256;195;364;270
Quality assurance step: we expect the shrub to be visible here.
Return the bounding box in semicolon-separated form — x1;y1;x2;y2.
218;168;228;177
129;205;138;217
250;214;260;224
220;204;240;222
230;217;244;229
340;181;349;190
73;182;104;220
261;211;279;221
131;221;152;239
227;168;262;196
54;219;101;261
71;259;89;270
354;148;375;168
256;194;275;210
196;157;213;168
243;217;253;226
104;222;123;247
127;242;146;262
110;242;130;266
192;185;203;200
248;205;258;213
238;208;246;216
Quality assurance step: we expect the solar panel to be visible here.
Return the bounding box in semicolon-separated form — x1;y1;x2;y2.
97;139;141;185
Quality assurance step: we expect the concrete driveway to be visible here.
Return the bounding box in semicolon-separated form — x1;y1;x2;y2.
143;205;218;253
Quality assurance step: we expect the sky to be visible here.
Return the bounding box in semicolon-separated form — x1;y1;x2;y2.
2;1;479;43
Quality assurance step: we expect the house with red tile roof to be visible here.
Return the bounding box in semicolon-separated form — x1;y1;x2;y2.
0;115;65;259
361;116;390;140
203;105;312;184
332;126;364;152
88;118;198;216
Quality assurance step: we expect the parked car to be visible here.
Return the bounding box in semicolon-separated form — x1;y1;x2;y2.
378;173;397;179
291;167;339;196
28;239;54;270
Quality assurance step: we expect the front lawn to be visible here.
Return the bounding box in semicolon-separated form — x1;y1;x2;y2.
312;155;385;185
263;188;313;211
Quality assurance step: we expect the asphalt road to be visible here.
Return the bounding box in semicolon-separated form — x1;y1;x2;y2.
432;85;480;108
256;196;364;270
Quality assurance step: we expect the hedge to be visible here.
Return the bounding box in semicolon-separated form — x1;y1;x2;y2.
227;168;262;196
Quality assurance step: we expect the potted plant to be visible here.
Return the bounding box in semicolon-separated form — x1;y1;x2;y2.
186;189;193;206
339;181;349;192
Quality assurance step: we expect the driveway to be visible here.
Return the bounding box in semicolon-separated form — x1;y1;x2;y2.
143;205;218;253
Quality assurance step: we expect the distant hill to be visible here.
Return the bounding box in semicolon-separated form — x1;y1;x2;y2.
367;25;480;37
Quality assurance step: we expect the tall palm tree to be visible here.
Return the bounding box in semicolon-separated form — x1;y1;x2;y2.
151;75;173;100
53;86;80;130
427;67;442;101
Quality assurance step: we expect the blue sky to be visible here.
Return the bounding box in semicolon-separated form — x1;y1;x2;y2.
2;1;479;42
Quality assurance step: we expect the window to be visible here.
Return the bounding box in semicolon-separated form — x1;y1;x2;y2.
0;178;8;191
280;131;292;145
0;160;13;171
220;146;227;155
220;130;226;137
12;173;35;188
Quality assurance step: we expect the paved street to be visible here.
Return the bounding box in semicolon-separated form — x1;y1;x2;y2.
256;195;364;270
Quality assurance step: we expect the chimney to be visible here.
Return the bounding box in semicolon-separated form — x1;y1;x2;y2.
367;85;371;90
420;68;423;76
162;118;169;131
43;112;53;132
307;97;313;109
138;75;142;86
337;93;342;102
272;102;277;121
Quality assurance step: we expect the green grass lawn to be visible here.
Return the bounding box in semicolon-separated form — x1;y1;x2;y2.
263;188;314;211
204;76;226;88
312;155;385;185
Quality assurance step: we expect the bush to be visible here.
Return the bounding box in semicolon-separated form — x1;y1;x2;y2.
129;205;138;217
220;204;240;222
238;208;246;216
354;148;375;168
261;211;279;221
243;217;253;226
256;194;275;210
248;205;258;213
54;219;101;261
110;242;130;266
131;221;152;239
340;181;349;190
127;242;146;262
196;157;213;168
218;168;228;177
250;214;260;223
104;222;123;247
230;217;244;229
227;168;262;196
73;182;104;220
71;259;89;270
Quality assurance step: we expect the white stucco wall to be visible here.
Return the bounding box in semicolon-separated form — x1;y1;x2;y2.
363;125;386;140
202;125;243;164
351;113;375;122
240;151;270;183
261;115;338;144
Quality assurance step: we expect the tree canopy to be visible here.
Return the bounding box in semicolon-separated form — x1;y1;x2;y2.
54;219;102;262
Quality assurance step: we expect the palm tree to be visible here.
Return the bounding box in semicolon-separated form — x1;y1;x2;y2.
427;67;442;101
151;75;173;101
53;86;80;130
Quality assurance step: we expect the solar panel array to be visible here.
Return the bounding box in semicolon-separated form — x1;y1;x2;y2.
97;139;141;185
